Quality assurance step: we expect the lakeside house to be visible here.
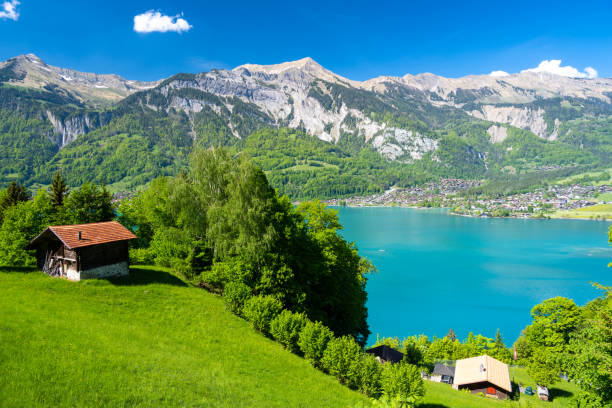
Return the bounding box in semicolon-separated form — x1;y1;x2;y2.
452;355;512;400
431;363;455;384
365;345;404;364
27;221;136;281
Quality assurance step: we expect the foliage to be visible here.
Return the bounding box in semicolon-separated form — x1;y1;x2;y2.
242;295;283;335
380;363;425;404
321;335;362;386
526;348;559;387
0;181;30;221
357;354;383;398
49;171;68;208
222;280;252;315
298;320;334;367
64;182;115;224
564;285;611;404
0;189;51;266
269;310;309;353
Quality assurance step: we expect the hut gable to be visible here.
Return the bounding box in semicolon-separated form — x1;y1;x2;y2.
27;221;136;281
453;355;512;398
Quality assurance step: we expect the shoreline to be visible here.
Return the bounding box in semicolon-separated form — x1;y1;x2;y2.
327;203;612;222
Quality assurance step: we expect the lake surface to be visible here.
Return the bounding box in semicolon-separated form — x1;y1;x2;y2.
335;207;611;345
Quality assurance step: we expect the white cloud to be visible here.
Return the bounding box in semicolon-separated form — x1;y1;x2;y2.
521;59;598;79
489;70;509;77
133;10;192;33
0;0;19;21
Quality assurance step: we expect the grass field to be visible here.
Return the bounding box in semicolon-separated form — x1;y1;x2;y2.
0;266;368;408
553;203;612;220
555;168;612;186
0;267;581;407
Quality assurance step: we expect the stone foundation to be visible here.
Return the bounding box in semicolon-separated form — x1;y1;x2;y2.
77;261;129;281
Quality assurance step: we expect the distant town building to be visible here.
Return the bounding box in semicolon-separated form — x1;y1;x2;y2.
27;221;136;281
452;355;512;400
431;363;455;384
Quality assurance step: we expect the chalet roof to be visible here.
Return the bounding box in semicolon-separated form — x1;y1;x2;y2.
453;355;511;393
433;363;455;377
28;221;136;250
365;345;404;363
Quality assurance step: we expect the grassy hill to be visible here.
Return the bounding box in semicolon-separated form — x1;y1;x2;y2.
0;266;368;407
0;266;582;407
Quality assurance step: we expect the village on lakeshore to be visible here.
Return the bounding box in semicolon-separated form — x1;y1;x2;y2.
324;179;612;220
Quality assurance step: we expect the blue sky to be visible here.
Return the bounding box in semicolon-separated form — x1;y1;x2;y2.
1;0;612;81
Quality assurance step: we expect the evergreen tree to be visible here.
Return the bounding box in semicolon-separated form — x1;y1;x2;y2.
0;182;30;221
49;171;68;208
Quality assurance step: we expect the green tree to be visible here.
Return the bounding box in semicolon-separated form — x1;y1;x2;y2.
64;182;115;224
0;181;30;221
321;335;362;386
242;295;282;335
357;354;383;397
298;320;334;367
0;189;51;266
565;285;611;405
49;171;68;208
270;310;309;353
527;348;559;387
222;281;252;315
380;363;425;404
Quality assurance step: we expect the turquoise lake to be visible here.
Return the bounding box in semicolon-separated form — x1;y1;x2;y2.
334;207;611;345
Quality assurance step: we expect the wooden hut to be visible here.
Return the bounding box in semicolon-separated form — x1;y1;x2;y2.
365;345;404;364
27;221;136;281
452;355;512;399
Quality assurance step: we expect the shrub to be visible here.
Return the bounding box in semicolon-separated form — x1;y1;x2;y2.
242;295;282;335
381;363;424;404
223;281;252;315
357;354;383;397
321;335;362;386
298;320;334;367
129;247;155;265
270;310;308;353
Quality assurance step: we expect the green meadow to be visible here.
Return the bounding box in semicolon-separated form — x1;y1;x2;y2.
0;266;368;408
0;266;583;408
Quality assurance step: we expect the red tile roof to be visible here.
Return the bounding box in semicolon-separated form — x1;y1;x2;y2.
30;221;136;249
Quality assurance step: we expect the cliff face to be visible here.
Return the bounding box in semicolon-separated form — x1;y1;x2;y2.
2;54;612;163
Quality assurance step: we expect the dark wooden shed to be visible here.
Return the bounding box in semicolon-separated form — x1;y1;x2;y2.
27;221;136;281
365;345;404;363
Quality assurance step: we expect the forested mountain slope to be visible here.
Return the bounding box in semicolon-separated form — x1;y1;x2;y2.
1;54;610;198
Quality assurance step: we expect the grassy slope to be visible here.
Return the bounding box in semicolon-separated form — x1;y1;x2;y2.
0;266;368;408
553;203;612;220
0;266;582;408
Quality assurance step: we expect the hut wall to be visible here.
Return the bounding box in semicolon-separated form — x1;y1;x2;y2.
460;382;509;400
77;241;129;271
76;241;129;280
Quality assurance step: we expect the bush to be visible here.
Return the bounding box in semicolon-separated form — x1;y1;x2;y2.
321;335;362;386
242;295;282;335
270;310;308;353
129;247;155;265
223;281;252;315
381;363;424;404
298;320;334;367
357;354;383;397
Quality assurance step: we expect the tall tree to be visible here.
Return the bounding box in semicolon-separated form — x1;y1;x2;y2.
65;182;115;224
49;171;68;208
0;181;30;219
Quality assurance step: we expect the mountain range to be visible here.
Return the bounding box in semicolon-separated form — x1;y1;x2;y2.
1;54;610;197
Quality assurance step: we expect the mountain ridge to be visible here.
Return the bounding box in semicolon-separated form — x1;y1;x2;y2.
0;53;610;196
